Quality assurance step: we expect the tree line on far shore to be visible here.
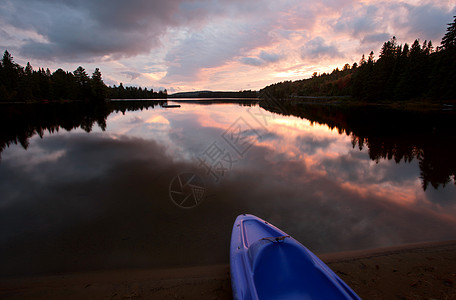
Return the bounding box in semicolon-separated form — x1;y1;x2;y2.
261;16;456;102
0;53;167;103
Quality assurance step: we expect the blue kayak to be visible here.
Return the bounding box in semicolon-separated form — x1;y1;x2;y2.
230;214;361;300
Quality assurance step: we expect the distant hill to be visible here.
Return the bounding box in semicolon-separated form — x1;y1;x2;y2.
168;90;258;98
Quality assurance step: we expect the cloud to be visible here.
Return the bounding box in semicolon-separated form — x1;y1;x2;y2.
300;36;344;60
121;71;142;80
163;19;275;81
332;4;380;38
1;0;273;63
127;116;144;124
259;51;283;63
239;51;284;67
361;33;392;45
2;105;456;276
1;0;455;90
239;57;265;66
296;135;334;155
332;2;455;46
400;3;455;42
0;0;213;61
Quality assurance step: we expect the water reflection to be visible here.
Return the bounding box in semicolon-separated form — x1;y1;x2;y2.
261;101;456;191
0;100;455;277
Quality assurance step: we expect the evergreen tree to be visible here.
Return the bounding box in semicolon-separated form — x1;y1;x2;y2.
368;51;375;63
430;15;456;99
91;68;107;101
441;16;456;51
1;50;20;98
402;43;409;57
73;66;91;100
74;66;89;86
18;62;34;101
377;37;400;99
0;50;165;102
359;54;366;66
25;62;33;75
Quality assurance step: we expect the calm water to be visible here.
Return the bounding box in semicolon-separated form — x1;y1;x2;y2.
1;100;455;276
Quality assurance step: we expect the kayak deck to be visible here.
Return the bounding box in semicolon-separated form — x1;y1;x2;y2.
230;214;361;300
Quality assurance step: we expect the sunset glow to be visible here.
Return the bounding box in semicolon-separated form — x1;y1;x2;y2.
1;0;454;92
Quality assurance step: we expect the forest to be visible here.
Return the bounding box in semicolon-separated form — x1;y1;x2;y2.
260;16;456;102
0;52;167;103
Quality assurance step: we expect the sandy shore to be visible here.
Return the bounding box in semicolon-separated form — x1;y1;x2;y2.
1;240;455;299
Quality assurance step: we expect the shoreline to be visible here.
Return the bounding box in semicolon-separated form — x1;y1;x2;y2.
1;240;455;299
261;96;456;112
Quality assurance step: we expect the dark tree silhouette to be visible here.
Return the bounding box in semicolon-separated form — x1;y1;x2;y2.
91;68;107;101
259;101;456;192
260;16;456;102
441;16;456;51
0;50;167;102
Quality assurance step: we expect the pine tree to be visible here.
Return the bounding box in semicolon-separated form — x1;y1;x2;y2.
73;66;91;100
368;51;375;63
359;54;366;66
91;68;107;101
441;16;456;51
427;41;434;54
379;36;398;60
25;62;33;75
1;50;18;92
19;62;34;101
432;15;456;99
73;66;89;86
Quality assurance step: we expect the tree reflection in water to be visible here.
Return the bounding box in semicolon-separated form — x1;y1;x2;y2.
0;100;165;156
261;101;456;191
1;100;455;191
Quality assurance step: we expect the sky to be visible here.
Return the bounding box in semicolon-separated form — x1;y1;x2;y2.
0;0;455;93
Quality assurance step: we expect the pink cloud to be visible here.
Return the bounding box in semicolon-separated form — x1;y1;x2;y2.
1;0;455;91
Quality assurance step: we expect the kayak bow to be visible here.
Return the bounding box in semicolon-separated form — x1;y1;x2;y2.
230;214;361;300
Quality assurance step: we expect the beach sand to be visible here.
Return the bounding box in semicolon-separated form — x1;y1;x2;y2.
1;240;455;299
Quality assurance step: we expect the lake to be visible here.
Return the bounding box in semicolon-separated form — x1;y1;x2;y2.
1;99;455;277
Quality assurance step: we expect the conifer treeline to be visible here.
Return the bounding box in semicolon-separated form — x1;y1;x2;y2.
261;16;456;102
0;52;167;102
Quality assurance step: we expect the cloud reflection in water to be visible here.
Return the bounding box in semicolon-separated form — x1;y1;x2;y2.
0;102;455;276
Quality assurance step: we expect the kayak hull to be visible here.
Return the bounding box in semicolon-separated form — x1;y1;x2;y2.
230;214;361;300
